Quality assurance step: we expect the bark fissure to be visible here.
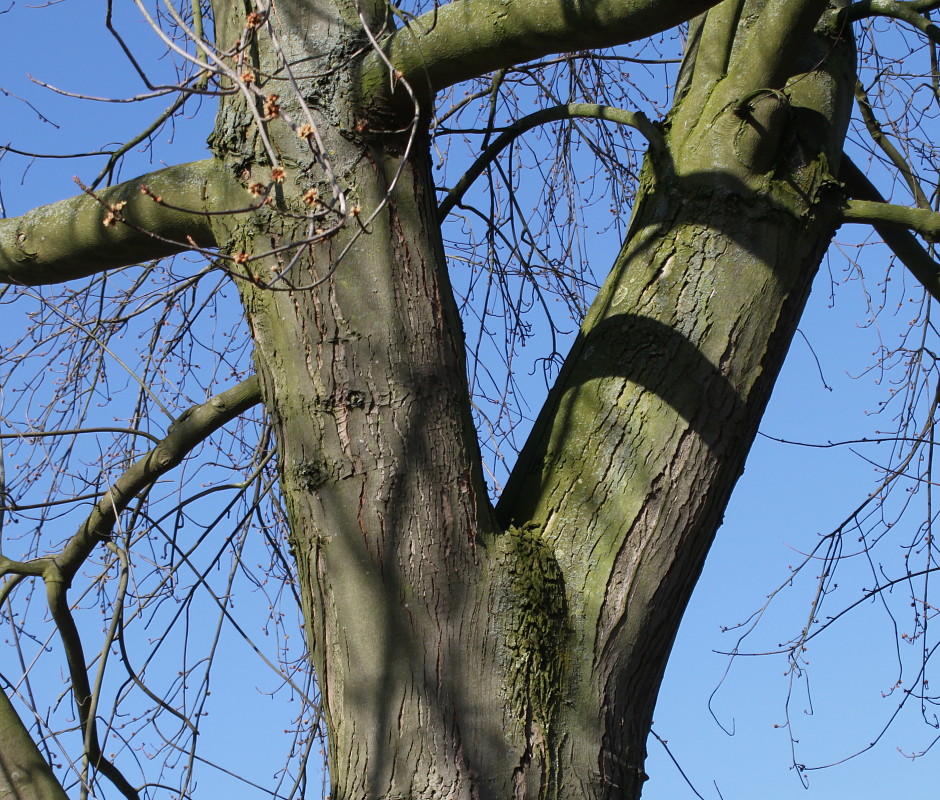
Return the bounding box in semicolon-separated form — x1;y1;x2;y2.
494;5;855;797
0;0;870;798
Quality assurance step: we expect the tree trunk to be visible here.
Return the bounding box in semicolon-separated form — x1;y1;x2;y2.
0;0;904;798
207;2;856;799
496;5;856;797
208;3;525;798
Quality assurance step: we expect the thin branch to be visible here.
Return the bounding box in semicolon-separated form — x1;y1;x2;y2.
0;427;162;445
854;80;931;209
839;155;940;302
438;103;662;220
45;561;140;800
58;375;263;584
0;375;263;595
90;93;191;190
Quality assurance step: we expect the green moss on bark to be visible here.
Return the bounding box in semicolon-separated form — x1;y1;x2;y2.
494;524;569;733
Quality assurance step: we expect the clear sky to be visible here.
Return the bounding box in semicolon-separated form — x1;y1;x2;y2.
1;3;939;799
644;253;940;799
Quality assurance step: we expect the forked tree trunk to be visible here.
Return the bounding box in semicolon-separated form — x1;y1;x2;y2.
207;2;855;799
0;0;879;799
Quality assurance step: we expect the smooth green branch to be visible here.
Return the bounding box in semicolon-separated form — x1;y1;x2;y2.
839;157;940;302
357;0;722;103
438;104;662;220
0;160;232;286
843;0;940;42
842;198;940;240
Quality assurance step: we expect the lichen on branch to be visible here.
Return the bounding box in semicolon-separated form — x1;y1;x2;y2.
0;160;235;286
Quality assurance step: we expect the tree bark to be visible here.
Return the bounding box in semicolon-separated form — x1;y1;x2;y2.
207;3;523;797
0;687;69;800
209;1;858;798
0;161;230;286
0;0;865;798
497;2;855;796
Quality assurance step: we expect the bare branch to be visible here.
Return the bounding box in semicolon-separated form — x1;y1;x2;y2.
854;80;931;209
842;198;940;239
357;0;723;102
438;103;662;220
0;375;263;594
0;160;236;287
57;375;263;585
45;563;139;800
839;156;940;302
844;0;940;42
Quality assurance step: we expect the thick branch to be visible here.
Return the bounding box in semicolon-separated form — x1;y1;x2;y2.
358;0;723;102
0;160;232;286
839;156;940;302
725;0;831;94
438;104;662;220
0;684;69;800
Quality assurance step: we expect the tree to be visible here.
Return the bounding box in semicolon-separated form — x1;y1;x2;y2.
3;0;940;798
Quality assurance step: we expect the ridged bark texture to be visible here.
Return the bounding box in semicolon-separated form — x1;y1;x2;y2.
207;2;857;799
208;3;520;798
0;1;868;799
497;4;856;797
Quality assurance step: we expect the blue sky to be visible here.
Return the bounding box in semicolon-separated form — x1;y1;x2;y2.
645;257;940;799
2;2;940;799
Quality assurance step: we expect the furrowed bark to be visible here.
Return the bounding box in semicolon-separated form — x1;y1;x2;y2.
1;0;792;791
0;686;68;800
207;0;861;797
497;3;855;796
0;0;884;799
0;160;234;286
209;4;519;797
